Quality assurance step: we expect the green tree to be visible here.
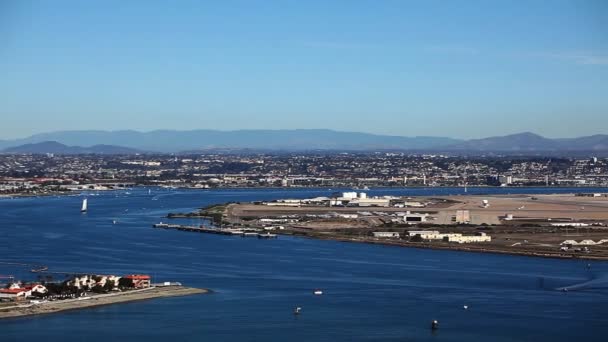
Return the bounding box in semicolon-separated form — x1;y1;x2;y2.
410;234;423;243
118;277;134;289
91;284;105;293
103;280;114;292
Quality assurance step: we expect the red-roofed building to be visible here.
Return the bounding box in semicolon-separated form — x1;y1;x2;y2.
123;275;151;288
0;283;47;301
0;288;29;300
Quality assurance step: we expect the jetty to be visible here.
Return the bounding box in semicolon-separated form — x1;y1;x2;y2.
152;223;277;238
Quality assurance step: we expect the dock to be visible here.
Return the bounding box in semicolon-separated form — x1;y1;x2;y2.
152;223;277;238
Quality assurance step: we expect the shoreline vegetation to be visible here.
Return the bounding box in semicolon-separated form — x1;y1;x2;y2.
0;286;209;320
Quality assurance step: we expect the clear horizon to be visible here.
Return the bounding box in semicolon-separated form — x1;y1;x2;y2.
1;0;607;139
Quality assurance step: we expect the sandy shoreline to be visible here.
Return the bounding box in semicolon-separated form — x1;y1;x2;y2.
0;286;209;320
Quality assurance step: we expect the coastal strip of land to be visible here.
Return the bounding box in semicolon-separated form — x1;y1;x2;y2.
0;286;209;320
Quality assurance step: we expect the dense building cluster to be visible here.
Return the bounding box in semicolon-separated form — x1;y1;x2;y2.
1;153;607;193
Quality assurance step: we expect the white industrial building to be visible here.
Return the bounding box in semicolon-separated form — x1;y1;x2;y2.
348;198;390;207
407;230;491;243
398;212;428;224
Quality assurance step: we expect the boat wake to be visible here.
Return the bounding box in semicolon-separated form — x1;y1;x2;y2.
555;274;608;292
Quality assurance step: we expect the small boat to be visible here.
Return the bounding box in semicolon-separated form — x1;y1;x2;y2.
313;289;323;295
257;233;277;239
293;307;301;315
81;198;88;213
112;220;117;225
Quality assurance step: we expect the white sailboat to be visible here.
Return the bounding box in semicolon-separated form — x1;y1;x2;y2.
81;198;88;213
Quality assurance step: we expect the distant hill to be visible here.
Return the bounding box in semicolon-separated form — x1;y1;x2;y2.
2;141;143;154
0;129;462;152
444;132;556;151
1;129;607;154
444;132;608;152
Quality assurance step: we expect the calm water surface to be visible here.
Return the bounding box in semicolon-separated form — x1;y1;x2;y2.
1;187;608;341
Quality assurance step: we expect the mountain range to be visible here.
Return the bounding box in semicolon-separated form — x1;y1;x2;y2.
2;141;143;154
1;130;607;154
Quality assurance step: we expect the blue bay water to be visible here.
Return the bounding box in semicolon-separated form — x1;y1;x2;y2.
1;187;608;341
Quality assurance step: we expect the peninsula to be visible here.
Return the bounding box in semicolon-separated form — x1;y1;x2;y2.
162;191;608;260
0;286;208;319
0;274;209;320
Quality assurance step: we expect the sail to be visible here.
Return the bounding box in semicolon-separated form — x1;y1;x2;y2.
81;198;88;212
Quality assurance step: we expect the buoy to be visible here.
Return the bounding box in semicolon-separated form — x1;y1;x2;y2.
431;320;439;330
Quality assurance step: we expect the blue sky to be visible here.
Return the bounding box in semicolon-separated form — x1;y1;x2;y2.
1;0;607;139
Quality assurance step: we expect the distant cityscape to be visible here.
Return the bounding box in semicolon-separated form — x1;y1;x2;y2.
1;153;607;194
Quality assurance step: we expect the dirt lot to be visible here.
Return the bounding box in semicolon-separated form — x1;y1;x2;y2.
227;194;608;226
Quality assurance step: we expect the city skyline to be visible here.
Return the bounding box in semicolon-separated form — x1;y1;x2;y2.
1;0;607;139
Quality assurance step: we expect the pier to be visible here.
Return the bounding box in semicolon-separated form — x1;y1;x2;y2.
152;223;277;238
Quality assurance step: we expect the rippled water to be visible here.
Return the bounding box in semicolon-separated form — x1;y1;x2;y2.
1;187;607;341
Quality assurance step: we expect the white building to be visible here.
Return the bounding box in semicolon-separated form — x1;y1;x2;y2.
561;239;608;246
499;175;513;185
348;198;390;207
373;232;400;238
342;192;358;199
407;230;491;243
551;222;589;227
402;212;428;224
407;230;440;237
444;232;492;243
455;210;471;224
